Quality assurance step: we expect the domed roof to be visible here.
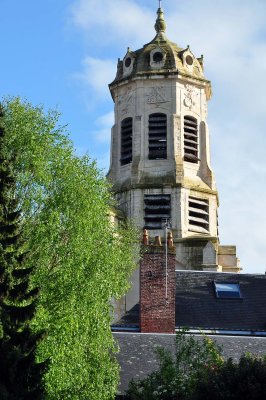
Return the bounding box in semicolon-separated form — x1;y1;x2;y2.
110;7;208;88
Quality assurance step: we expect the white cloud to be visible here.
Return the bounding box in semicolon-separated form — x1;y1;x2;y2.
71;0;266;112
165;0;266;113
70;0;154;49
74;56;116;98
94;128;111;143
96;111;114;127
96;151;111;173
94;111;114;143
69;0;266;273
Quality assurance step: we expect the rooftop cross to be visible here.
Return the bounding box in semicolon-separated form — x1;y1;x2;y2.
155;1;166;33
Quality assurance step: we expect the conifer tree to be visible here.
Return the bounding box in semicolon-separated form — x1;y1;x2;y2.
0;106;46;400
2;98;138;400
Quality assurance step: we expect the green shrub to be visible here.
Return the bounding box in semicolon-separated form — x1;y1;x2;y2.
192;353;266;400
127;329;223;400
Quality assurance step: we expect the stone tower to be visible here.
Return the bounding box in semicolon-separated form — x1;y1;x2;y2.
108;6;241;311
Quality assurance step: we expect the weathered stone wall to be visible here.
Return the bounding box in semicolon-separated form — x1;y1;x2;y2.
107;44;240;291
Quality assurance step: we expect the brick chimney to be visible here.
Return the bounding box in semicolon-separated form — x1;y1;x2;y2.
140;230;176;334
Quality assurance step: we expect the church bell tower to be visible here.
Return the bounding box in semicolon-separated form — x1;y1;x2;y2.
108;6;241;309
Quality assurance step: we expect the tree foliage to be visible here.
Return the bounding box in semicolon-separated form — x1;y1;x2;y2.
192;354;266;400
127;329;223;400
0;107;46;399
127;329;266;400
1;97;138;400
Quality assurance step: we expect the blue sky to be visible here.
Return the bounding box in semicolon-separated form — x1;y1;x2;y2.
1;0;266;274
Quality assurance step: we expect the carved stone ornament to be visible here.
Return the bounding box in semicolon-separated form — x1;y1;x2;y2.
203;101;208;117
173;115;181;153
147;86;169;106
184;85;197;110
118;88;135;114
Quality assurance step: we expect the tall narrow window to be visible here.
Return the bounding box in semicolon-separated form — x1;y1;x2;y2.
144;194;171;229
148;113;167;160
188;196;209;233
184;116;198;163
121;117;133;165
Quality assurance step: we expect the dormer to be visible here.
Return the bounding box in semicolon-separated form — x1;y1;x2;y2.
150;46;166;69
123;48;135;78
182;47;195;71
180;46;204;78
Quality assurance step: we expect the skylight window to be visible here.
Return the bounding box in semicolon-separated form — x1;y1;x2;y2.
214;282;241;299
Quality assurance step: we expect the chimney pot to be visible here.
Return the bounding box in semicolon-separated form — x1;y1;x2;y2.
167;231;174;247
143;229;149;245
155;235;162;246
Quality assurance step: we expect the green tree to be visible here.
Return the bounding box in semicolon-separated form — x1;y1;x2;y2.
0;107;46;399
1;97;138;400
127;329;223;400
192;354;266;400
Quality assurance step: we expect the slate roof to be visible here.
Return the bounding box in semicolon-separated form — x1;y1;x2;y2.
113;303;139;329
114;332;266;395
112;271;266;332
175;271;266;332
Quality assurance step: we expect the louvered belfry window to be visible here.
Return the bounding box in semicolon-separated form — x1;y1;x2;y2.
121;117;133;165
184;116;198;163
188;197;209;233
148;113;167;160
144;194;171;229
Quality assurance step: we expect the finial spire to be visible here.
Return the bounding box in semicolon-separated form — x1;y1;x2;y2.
155;2;166;33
